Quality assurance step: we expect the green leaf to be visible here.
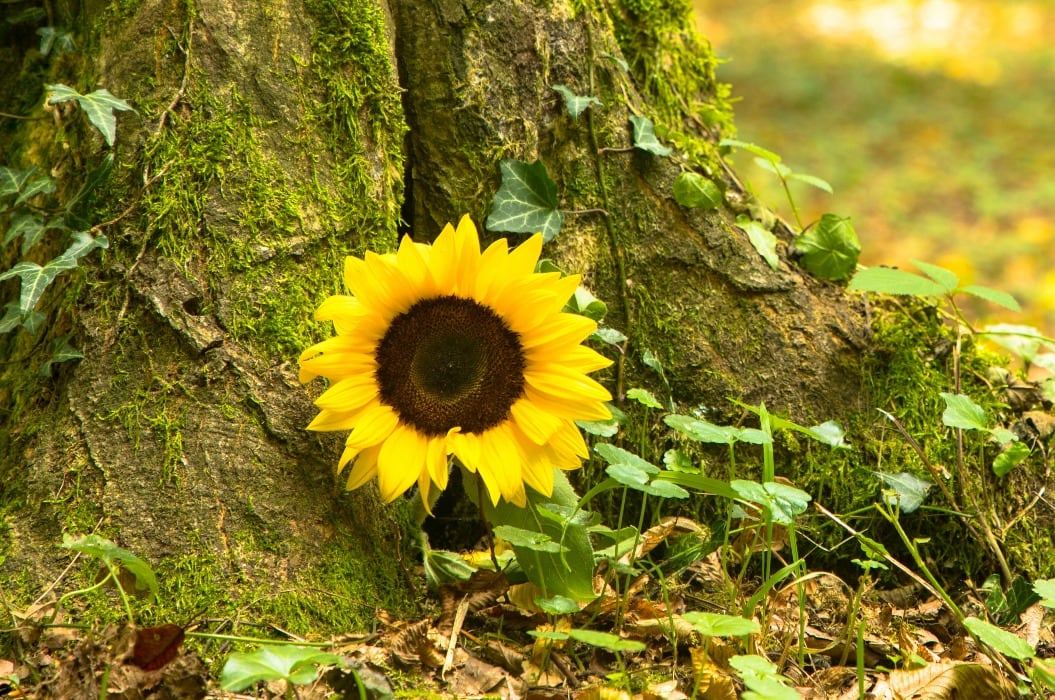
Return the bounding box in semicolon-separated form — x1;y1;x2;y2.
662;449;695;472
61;533;159;598
664;414;739;444
594;443;659;475
960;284;1022;312
5;212;45;252
982;324;1051;361
59;231;109;264
485;159;564;242
804;420;847;448
731;480;811;524
794;214;860;281
569;286;607;321
536;595;580;615
786;171;833;193
876;471;932;514
480;470;596;601
1034;579;1055;608
39;336;84;376
642;479;689;499
848;267;948;296
0;303;23;334
0;166;39;198
493;525;566;554
672;172;722;209
14;174;55;207
47;85;134;147
626;388;662;409
552;85;601;119
592;326;627;346
568;629;645;652
731;655;800;700
605;463;649;488
220;645;342;691
993;442;1030;477
422;547;475;588
682;611;759;637
719;138;782;163
629;115;671;156
0;259;73;315
753;157;791;178
940;392;988;431
737;215;779;270
963;617;1035;660
911;259;959;291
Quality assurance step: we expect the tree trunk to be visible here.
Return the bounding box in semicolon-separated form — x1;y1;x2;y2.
0;0;868;626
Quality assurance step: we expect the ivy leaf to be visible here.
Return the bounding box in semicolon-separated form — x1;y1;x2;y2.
592;326;627;346
672;172;722;209
58;231;109;263
848;266;948;296
736;215;779;270
552;85;601;120
0;166;39;199
0;303;22;334
47;84;135;147
629;115;671;156
794;214;860;281
486;159;564;242
568;286;607;321
0;259;75;315
5;212;45;252
39;335;85;376
940;392;988;431
14;174;55;207
220;645;343;691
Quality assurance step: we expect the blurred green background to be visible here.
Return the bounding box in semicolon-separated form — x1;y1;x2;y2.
694;0;1055;333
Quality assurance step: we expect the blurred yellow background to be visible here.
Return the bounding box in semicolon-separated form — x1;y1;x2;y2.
694;0;1055;333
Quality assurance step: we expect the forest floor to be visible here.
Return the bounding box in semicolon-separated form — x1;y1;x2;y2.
696;0;1055;333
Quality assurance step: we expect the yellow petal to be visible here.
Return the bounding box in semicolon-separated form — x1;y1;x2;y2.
520;313;597;351
505;234;543;277
428;222;459;292
549;345;613;373
396;235;437;296
521;457;556;497
472;238;510;301
345;444;381;490
345;403;400;450
314;374;379;412
478;425;526;506
510;397;564;444
525;364;612;402
307;408;363;432
427;435;450;491
452;215;482;296
377;424;428;501
524;385;613;422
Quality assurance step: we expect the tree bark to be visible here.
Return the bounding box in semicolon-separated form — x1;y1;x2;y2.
0;0;869;624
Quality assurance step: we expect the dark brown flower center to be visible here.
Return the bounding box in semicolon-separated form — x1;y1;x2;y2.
375;295;526;436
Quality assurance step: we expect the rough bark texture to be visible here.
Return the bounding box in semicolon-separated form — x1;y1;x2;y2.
1;0;869;628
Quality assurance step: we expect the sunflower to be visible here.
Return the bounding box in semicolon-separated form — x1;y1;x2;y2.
299;216;612;508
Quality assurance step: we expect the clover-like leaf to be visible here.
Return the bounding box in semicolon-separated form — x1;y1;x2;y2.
486;159;564;242
849;266;948;296
877;471;932;514
62;533;159;598
940;392;988;431
794;213;860;281
568;629;645;652
220;645;343;691
682;611;760;637
552;85;601;120
629;115;672;156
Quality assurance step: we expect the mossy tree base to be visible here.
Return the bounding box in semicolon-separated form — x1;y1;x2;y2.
3;0;869;634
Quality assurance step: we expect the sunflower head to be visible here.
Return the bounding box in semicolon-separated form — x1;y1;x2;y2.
299;216;612;507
